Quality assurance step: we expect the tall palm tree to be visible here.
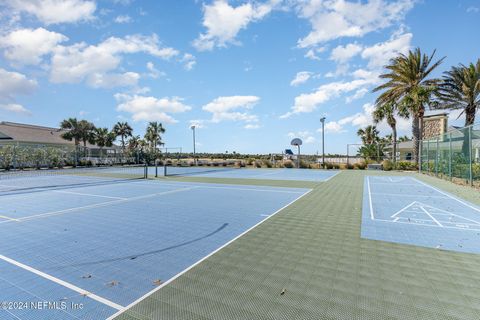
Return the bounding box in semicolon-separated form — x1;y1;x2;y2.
437;59;480;126
59;118;82;146
373;48;445;164
113;122;133;154
373;101;408;164
144;122;165;153
93;127;115;159
78;120;96;156
357;125;380;145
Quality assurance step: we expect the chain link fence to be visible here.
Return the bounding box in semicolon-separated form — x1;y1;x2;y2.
420;123;480;187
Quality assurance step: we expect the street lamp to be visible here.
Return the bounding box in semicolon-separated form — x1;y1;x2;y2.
320;117;326;169
190;125;196;165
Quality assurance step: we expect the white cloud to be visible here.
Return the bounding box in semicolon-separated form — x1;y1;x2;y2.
87;72;140;88
0;68;37;102
290;71;313;86
115;94;191;123
329;43;362;63
181;53;196;70
6;0;96;25
202;95;260;124
287;131;316;144
467;6;479;13
146;62;166;79
361;32;412;68
0;103;31;115
296;0;415;47
244;124;260;129
114;15;132;23
323;121;345;133
0;27;68;66
304;46;327;60
50;34;179;87
345;87;368;103
193;0;280;51
189;119;207;129
281;75;379;118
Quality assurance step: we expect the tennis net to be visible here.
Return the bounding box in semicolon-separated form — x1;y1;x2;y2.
0;164;147;194
163;164;241;177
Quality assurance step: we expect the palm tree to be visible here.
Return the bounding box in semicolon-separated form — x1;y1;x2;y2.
398;135;411;142
78;120;96;155
357;125;380;145
144;122;165;154
373;101;408;164
436;59;480;126
60;118;82;146
113;122;133;154
373;48;445;164
93;127;115;159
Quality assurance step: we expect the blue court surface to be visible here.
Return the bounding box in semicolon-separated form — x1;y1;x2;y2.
362;176;480;254
0;179;310;320
161;167;340;181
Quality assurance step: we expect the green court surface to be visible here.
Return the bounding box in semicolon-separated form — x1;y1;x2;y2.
114;171;480;320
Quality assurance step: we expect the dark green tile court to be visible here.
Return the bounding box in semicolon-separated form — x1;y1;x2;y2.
114;171;480;320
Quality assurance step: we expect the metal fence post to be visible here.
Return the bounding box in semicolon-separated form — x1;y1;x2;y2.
469;125;473;186
426;140;430;173
435;137;439;176
448;132;452;181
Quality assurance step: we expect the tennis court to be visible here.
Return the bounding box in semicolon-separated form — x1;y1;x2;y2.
162;166;340;181
0;170;310;319
362;176;480;254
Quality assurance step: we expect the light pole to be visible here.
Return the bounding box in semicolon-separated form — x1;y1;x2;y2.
320;117;325;169
190;125;196;165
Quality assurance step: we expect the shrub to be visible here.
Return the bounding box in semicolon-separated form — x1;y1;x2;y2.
355;161;366;170
284;160;294;168
255;160;262;168
326;163;334;169
246;158;255;165
339;163;347;170
332;163;340;169
299;160;309;168
263;160;273;168
236;161;246;167
347;163;354;169
382;160;393;171
396;161;417;171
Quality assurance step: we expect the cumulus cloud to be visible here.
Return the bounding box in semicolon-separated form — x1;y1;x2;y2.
244;123;260;129
181;53;196;70
193;0;280;51
114;15;132;23
5;0;96;25
295;0;415;48
0;68;37;114
0;27;68;66
288;131;316;144
50;34;179;87
329;43;362;63
290;71;313;86
323;121;346;133
361;32;412;68
304;46;327;60
202;95;260;124
115;94;191;123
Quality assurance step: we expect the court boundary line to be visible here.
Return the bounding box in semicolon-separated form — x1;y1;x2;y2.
322;170;341;182
367;176;374;220
0;215;19;222
0;254;123;311
371;218;480;231
52;190;127;200
105;188;313;320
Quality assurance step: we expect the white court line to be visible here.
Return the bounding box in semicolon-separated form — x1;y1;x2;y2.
52;190;127;200
419;206;443;227
106;188;313;320
373;218;480;231
367;176;374;220
0;215;20;222
0;187;196;224
0;254;123;310
368;182;420;186
413;178;480;214
393;217;399;222
371;193;448;199
391;202;416;218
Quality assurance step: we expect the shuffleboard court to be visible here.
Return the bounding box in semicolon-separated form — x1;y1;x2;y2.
362;176;480;254
162;166;340;181
0;179;310;320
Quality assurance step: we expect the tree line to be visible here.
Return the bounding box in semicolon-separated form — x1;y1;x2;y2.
357;48;479;165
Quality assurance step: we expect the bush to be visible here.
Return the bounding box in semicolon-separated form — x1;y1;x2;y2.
263;160;273;168
246;158;255;165
284;160;294;168
254;160;262;168
355;161;366;170
236;161;246;167
299;160;309;168
347;163;354;169
339;163;347;170
326;163;334;169
332;163;340;169
382;160;393;171
396;161;417;171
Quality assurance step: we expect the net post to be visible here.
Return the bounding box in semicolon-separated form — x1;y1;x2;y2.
144;162;148;179
164;164;167;177
469;125;473;186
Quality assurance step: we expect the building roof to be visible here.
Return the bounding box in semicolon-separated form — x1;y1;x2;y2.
0;121;105;148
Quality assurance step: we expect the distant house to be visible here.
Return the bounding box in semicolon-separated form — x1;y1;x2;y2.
0;122;123;165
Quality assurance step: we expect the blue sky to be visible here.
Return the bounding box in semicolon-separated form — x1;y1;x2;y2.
0;0;478;154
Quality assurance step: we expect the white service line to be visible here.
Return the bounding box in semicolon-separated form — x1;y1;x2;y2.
374;218;480;231
419;206;443;227
367;176;374;220
0;254;123;311
106;188;313;320
413;178;480;213
371;193;448;199
322;170;341;182
390;201;416;218
52;190;127;200
6;187;197;223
